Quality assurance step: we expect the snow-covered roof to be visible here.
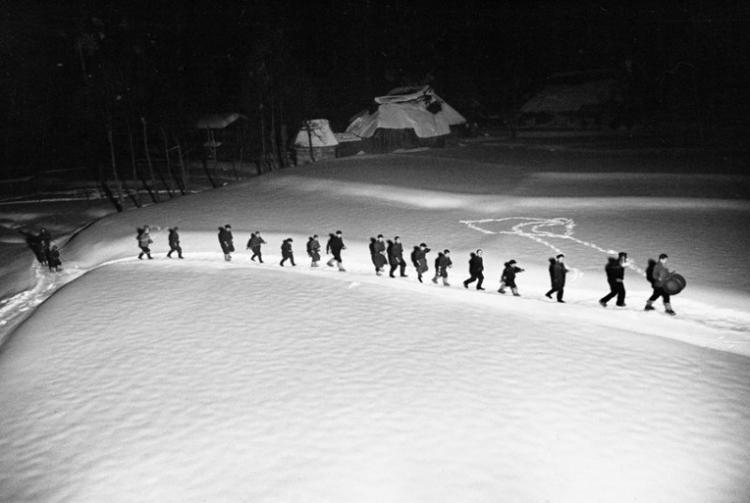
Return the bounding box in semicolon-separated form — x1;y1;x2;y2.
521;79;623;114
294;119;339;147
347;86;466;139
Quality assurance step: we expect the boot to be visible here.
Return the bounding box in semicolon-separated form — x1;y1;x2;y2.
442;278;450;287
327;259;335;268
511;288;520;297
665;303;676;316
644;300;655;311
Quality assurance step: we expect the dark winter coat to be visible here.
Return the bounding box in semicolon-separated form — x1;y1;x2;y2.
436;253;452;277
412;246;430;273
281;239;294;258
369;238;387;268
604;257;624;285
307;237;321;260
247;234;266;250
387;240;404;264
652;261;670;288
46;248;61;268
549;258;568;288
502;262;524;284
168;228;180;247
468;253;484;274
646;259;657;285
326;234;345;257
218;228;234;254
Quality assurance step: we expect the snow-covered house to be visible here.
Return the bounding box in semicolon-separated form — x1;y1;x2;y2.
346;86;466;152
293;119;339;164
518;71;624;130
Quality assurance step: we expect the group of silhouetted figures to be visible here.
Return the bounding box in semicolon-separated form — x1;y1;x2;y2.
136;225;682;316
21;227;62;272
22;224;681;316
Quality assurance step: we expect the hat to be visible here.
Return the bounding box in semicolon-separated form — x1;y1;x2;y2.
508;259;516;265
444;249;450;254
419;242;427;247
336;230;342;234
377;234;383;239
225;224;232;229
313;234;318;238
618;252;628;259
394;235;400;240
659;253;668;260
556;253;565;259
476;248;483;253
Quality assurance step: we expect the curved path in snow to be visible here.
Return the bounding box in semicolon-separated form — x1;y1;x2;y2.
1;229;749;357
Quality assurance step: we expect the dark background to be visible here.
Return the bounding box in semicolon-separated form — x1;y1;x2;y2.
2;0;749;176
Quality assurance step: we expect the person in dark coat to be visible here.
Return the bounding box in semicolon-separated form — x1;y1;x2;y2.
599;252;627;307
46;244;62;272
166;227;183;259
411;243;430;283
369;234;387;275
246;231;267;263
137;225;153;260
326;230;346;271
387;236;407;278
433;249;453;286
280;238;296;266
463;249;485;290
307;234;321;267
218;224;234;261
644;253;676;315
498;259;524;295
545;253;568;302
38;227;52;259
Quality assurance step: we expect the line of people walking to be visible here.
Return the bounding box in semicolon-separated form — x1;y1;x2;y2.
144;225;681;316
20;223;681;317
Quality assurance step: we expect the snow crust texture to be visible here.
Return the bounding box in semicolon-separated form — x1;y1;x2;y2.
1;263;749;502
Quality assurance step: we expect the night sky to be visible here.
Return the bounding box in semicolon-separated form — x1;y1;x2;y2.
2;1;749;173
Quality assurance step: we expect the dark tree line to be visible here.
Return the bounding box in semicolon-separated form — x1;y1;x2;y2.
2;1;749;186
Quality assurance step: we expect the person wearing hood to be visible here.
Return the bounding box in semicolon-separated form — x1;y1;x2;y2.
280;238;296;267
387;236;408;278
498;259;524;296
167;227;183;259
326;230;346;271
411;243;430;283
463;249;485;290
545;253;568;302
307;234;321;267
369;234;387;276
137;225;154;260
644;253;676;315
247;231;267;263
599;252;627;307
433;249;453;286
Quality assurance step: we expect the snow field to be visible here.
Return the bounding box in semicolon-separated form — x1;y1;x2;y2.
1;263;749;502
1;153;750;502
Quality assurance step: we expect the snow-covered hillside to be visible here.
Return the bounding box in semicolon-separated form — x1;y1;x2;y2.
1;145;749;502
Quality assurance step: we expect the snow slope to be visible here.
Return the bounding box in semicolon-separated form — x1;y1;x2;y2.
1;147;749;502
